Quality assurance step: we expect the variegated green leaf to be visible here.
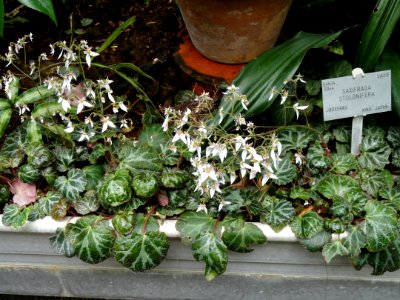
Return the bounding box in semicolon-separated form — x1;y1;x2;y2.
343;225;367;258
363;200;398;252
138;124;169;152
261;198;294;232
299;230;332;252
333;126;351;143
331;191;367;218
322;240;349;263
317;175;361;199
367;237;400;275
74;190;100;215
82;164;104;190
290;211;324;239
51;199;68;220
387;127;400;148
53;146;75;173
1;204;30;228
289;186;311;200
49;227;75;258
306;142;329;170
117;144;162;173
363;125;386;140
112;210;136;235
66;215;115;264
0;125;27;168
114;232;169;271
54;168;87;201
358;169;393;197
379;188;400;211
175;211;216;245
330;153;358;174
277;127;317;153
161;169;189;188
192;231;227;281
391;148;400;168
37;191;63;216
358;135;390;170
133;213;159;234
222;222;267;253
272;154;297;185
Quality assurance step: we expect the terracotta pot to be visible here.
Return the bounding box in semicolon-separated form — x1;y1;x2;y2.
175;0;293;64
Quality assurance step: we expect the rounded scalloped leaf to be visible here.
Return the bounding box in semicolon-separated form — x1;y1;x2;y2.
271;154;297;185
112;210;136;235
75;190;100;215
317;175;361;199
0;185;11;203
82;164;105;190
138;124;169;151
364;200;398;252
358;135;390;170
175;211;216;244
367;237;400;275
1;204;30;228
322;240;349;263
17;163;40;183
114;232;169;271
54;168;87;201
27;144;54;168
49;227;75;258
359;169;393;197
222;222;267;253
98;174;132;207
161;169;189;189
290;211;324;239
261;198;294;232
330;153;358;174
132;173;159;198
299;230;332;252
66;215;115;264
277;127;317;153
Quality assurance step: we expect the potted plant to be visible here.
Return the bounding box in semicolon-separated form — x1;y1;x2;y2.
174;0;293;63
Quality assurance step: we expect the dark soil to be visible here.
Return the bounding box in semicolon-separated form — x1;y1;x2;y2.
1;0;194;109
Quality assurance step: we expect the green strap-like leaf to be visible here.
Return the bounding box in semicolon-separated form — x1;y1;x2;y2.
355;0;400;71
114;232;169;271
192;231;228;281
290;211;324;239
96;17;135;54
214;31;341;130
17;0;57;25
222;222;267;253
49;227;75;258
322;240;349;263
66;215;115;264
363;200;398;252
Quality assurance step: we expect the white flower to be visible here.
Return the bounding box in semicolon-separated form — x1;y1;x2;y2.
294;73;306;83
206;143;228;162
230;172;237;184
162;115;169;131
233;136;249;152
240;95;249;110
261;164;277;186
83;47;99;67
84;116;94;128
197;163;218;186
218;200;232;212
209;182;221;198
293;103;309;120
78;130;93;142
172;130;188;145
196;203;208;214
101;116;116;132
218;107;225;124
268;87;276;101
294;152;305;166
280;89;289;104
58;97;71;112
106;87;114;103
76;98;93;114
120;119;129;129
64;122;74;133
39;53;49;61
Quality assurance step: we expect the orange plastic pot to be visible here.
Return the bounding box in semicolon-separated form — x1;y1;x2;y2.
175;0;293;64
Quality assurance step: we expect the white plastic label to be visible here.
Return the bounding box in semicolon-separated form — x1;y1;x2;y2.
322;70;391;121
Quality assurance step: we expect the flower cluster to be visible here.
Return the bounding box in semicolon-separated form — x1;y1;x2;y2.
163;86;282;211
0;35;131;143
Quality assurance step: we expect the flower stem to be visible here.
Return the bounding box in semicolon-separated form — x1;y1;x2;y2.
142;205;157;234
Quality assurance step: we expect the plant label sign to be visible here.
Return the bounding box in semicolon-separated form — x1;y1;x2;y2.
321;70;391;121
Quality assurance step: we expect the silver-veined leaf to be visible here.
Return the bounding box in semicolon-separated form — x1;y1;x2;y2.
261;198;294;232
222;222;267;253
299;230;332;252
358;135;390;170
363;200;398;252
306;142;329;170
322;240;349;263
161;168;189;189
333;126;351;143
367;237;400;275
358;169;393;197
54;168;87;201
175;211;216;245
290;211;324;239
330;153;358;174
82;164;104;190
53;146;74;173
65;215;115;264
74;190;100;215
342;225;367;258
387;126;400;148
49;227;75;258
1;204;30;228
271;154;297;185
192;231;227;281
117;144;162;173
37;191;62;216
277;127;317;153
0;125;27;168
379;188;400;211
114;232;169;271
317;175;361;199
